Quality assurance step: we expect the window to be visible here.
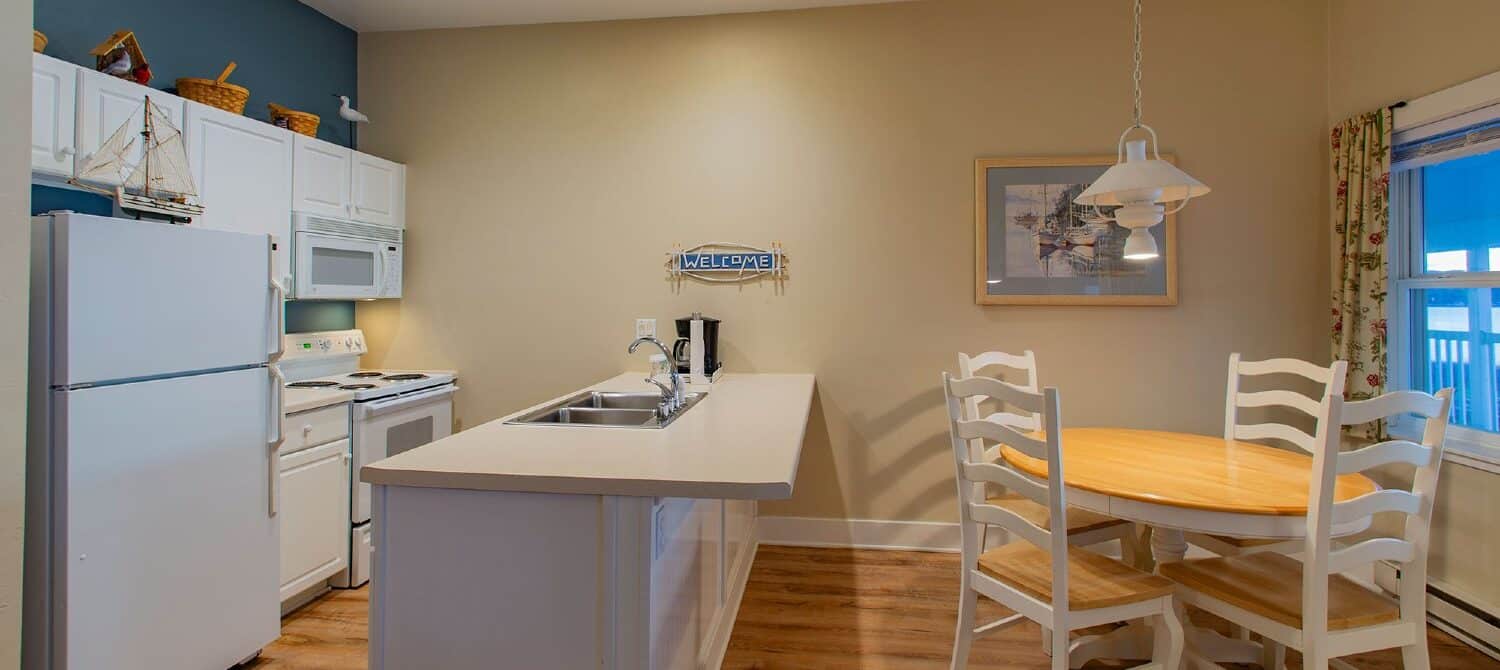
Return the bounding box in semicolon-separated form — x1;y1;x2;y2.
1391;114;1500;455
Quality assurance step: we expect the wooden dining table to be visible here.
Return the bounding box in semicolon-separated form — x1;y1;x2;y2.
1000;427;1381;668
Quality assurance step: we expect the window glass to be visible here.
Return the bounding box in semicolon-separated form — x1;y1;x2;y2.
311;247;375;286
1413;288;1498;431
1421;149;1500;273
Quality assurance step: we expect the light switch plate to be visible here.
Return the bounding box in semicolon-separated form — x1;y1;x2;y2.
635;318;656;339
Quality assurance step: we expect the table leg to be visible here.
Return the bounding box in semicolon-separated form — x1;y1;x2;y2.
1151;526;1188;565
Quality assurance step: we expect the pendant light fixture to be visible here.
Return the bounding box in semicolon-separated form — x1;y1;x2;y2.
1074;0;1209;260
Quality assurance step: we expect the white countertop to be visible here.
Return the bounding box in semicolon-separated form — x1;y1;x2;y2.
284;387;354;414
361;373;816;499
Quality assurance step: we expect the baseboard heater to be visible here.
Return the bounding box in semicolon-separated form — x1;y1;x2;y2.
1375;561;1500;661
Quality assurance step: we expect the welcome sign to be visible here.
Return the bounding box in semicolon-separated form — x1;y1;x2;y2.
667;242;788;284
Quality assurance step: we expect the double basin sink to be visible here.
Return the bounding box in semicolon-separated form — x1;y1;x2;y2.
505;390;707;429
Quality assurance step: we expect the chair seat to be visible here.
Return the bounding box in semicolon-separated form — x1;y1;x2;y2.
1160;552;1399;631
976;542;1173;610
987;493;1130;536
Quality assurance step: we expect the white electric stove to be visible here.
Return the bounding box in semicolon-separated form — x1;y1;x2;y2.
278;329;457;587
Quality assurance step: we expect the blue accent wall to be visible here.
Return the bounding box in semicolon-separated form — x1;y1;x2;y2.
286;302;356;333
33;0;356;147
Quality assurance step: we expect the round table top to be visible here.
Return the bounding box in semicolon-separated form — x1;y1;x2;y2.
1000;428;1379;516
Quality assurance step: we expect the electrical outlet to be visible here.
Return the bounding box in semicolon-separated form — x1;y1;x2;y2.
635;318;656;339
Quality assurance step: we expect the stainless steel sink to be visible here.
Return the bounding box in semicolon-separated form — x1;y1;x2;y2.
505;390;707;429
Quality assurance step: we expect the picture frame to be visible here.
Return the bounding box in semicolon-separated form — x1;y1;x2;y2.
974;155;1178;306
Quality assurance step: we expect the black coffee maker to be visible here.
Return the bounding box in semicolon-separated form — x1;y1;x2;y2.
671;313;721;375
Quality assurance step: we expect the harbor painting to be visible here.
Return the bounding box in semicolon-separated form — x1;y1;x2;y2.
1003;183;1140;279
976;156;1177;305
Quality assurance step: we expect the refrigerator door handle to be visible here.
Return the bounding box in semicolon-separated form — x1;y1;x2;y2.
267;365;285;517
269;277;286;361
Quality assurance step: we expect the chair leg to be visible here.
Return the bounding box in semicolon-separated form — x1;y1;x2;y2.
1041;627;1052;657
1401;639;1431;670
950;572;978;670
1303;643;1329;670
1153;606;1184;670
1259;638;1285;670
1050;625;1071;670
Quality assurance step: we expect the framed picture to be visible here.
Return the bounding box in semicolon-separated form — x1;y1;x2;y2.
974;155;1178;306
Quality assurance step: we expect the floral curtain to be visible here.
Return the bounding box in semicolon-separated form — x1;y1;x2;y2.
1330;108;1392;438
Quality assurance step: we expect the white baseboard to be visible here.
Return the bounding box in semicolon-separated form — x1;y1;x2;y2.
758;515;963;552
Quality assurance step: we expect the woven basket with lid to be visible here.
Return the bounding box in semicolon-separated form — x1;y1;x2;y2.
177;62;250;114
268;103;320;138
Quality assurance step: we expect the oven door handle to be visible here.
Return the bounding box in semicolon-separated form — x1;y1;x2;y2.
358;384;457;419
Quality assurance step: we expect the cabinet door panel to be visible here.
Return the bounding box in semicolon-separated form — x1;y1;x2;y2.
292;135;353;219
31;54;77;176
351;152;404;227
77;69;185;187
278;439;350;601
186;102;295;286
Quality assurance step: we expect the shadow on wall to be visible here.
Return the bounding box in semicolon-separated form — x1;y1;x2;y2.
767;380;954;522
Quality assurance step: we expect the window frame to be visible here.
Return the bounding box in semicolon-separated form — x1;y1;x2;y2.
1388;149;1500;471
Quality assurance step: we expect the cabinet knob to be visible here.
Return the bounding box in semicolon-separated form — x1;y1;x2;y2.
58;146;75;158
303;425;313;436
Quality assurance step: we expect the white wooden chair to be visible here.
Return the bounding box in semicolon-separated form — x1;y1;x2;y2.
958;351;1141;561
1186;354;1349;557
1162;387;1453;670
943;372;1183;670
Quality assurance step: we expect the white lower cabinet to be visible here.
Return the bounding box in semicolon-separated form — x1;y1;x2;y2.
278;437;351;603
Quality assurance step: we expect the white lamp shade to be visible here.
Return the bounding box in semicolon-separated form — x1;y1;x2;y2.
1122;227;1159;259
1075;139;1210;207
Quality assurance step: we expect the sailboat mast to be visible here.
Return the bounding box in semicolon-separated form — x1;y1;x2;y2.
141;96;154;197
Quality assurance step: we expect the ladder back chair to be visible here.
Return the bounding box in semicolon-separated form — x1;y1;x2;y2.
1163;387;1454;670
957;351;1139;560
943;373;1183;670
1188;354;1350;557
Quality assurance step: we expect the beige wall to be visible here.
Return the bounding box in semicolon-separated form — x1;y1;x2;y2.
357;0;1331;523
1328;0;1500;610
2;0;33;664
1327;0;1500;122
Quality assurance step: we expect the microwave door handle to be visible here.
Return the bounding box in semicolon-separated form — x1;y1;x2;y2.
267;365;285;517
373;245;386;298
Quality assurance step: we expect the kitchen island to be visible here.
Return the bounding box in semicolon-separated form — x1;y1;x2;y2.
361;373;815;670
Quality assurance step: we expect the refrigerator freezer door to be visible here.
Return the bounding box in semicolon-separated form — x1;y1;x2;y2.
52;367;279;669
42;213;275;387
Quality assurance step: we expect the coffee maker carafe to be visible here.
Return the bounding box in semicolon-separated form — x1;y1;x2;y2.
672;313;721;380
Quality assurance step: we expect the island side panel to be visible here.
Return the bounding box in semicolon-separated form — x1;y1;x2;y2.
370;485;607;670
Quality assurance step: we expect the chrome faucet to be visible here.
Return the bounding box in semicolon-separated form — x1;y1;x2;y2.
628;336;685;414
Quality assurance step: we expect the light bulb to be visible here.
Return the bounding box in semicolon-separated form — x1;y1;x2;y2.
1122;228;1159;260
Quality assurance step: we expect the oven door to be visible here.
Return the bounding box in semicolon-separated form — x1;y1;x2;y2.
351;385;455;523
294;232;385;300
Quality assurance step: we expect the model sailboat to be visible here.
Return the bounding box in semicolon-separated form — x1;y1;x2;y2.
70;95;204;222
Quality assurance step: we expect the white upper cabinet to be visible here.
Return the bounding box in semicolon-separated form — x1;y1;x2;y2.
292;135;354;220
76;67;185;187
351;153;405;228
32;54;78;177
185;102;295;287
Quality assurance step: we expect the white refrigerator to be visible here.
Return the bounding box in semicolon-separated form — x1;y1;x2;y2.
25;213;286;669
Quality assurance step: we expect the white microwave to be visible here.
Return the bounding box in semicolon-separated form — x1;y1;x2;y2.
292;213;403;300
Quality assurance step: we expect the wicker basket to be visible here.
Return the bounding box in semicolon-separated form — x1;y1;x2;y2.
268;103;320;138
176;62;249;115
33;30;47;53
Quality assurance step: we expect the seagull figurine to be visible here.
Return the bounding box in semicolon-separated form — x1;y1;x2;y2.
334;94;370;146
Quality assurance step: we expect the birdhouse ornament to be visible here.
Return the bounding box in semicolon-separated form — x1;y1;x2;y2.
91;30;151;85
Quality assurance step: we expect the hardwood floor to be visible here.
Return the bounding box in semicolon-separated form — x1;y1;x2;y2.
250;545;1497;669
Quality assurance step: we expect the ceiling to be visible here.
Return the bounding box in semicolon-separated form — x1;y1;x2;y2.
299;0;907;32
